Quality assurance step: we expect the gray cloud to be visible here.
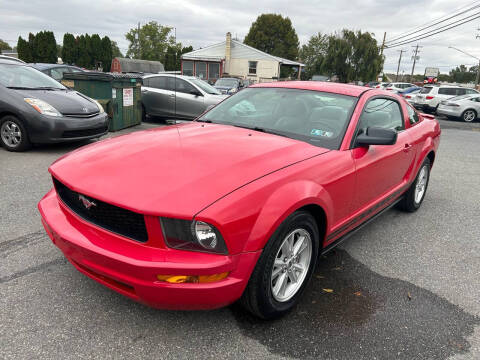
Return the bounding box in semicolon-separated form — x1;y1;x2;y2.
1;0;479;74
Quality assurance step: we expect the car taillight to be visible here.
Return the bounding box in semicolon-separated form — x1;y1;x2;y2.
386;88;393;90
426;96;434;100
406;95;412;99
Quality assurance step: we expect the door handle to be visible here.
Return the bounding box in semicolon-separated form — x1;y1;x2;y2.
403;143;412;152
168;94;175;97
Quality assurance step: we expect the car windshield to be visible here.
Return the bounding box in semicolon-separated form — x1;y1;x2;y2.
189;78;221;95
215;78;239;87
198;87;357;150
0;63;66;89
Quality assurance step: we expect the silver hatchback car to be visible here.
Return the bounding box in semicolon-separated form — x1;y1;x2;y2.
141;74;228;120
437;94;480;122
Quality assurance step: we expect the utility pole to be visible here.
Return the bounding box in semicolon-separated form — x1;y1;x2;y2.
378;32;387;81
410;44;422;82
396;49;406;81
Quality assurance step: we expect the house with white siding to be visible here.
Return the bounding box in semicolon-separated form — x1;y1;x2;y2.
181;32;303;84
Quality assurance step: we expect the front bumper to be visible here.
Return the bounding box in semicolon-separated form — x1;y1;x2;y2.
413;103;436;112
27;112;109;144
38;189;261;310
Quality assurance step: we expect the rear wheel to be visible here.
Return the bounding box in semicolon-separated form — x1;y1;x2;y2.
240;211;319;319
462;109;477;122
0;115;31;152
398;158;430;212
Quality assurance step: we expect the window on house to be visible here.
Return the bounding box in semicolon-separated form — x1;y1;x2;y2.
248;61;257;75
182;61;193;76
208;63;220;82
196;62;207;79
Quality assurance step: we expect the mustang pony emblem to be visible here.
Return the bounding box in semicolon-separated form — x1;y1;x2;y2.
78;194;96;209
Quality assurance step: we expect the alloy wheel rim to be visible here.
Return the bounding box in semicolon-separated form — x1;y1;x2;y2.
1;121;22;147
464;111;475;122
414;165;429;204
271;228;312;302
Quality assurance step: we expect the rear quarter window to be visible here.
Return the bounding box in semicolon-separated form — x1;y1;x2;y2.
420;87;432;94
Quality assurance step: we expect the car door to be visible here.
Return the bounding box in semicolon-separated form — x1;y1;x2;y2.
141;76;175;117
351;96;415;213
173;78;205;119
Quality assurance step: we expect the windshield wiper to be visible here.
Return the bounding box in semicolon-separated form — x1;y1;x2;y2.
196;119;212;123
7;86;35;90
32;86;65;90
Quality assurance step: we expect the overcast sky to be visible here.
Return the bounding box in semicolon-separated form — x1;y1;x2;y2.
1;0;480;74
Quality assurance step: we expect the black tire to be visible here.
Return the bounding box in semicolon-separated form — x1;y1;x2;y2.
0;115;31;152
461;109;477;123
398;157;431;212
141;104;146;121
240;210;320;319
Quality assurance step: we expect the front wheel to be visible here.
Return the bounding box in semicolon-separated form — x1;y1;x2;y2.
398;158;430;212
240;211;319;319
462;109;477;122
0;115;31;152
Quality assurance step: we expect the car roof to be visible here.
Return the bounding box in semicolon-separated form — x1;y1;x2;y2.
251;81;369;97
0;55;25;64
29;63;82;70
143;73;197;80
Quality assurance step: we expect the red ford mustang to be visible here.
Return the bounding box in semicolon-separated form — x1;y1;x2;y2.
38;81;441;319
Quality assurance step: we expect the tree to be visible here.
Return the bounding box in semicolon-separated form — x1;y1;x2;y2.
450;65;476;83
0;39;12;52
111;41;123;58
244;14;299;60
90;34;102;68
322;29;383;83
101;36;113;71
125;21;175;61
299;32;328;79
76;35;90;68
62;33;77;65
17;36;33;62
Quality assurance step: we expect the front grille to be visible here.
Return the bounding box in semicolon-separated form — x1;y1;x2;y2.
53;178;148;242
63;111;100;118
62;126;108;138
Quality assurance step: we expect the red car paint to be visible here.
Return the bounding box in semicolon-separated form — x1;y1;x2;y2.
38;82;441;310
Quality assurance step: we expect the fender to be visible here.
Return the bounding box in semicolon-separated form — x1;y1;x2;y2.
242;180;331;253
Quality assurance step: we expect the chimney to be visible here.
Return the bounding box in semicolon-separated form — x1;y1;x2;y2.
225;32;231;73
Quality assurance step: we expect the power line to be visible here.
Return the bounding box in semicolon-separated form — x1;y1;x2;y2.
386;12;480;48
386;1;480;44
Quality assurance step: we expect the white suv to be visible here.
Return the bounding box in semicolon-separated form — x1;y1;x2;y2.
413;85;478;113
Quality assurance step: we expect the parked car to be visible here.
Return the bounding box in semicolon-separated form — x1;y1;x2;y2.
30;63;85;82
399;87;422;104
39;81;440;319
214;77;243;95
437;94;480;122
374;82;389;89
0;58;108;151
384;82;417;93
365;81;380;88
413;85;479;113
141;74;228;120
311;75;329;81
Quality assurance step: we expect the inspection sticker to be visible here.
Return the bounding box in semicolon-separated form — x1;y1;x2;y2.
311;129;334;137
123;88;133;107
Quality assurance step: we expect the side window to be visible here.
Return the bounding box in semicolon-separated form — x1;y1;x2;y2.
149;76;167;90
438;88;456;96
466;89;477;94
456;88;466;96
50;68;66;80
406;104;420;124
358;98;404;133
175;78;196;94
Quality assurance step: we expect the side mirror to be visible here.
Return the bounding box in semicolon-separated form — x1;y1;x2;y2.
355;127;397;147
190;89;202;97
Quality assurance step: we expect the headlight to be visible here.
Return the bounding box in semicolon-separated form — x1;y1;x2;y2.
229;88;237;94
24;98;61;117
91;98;105;114
160;218;228;254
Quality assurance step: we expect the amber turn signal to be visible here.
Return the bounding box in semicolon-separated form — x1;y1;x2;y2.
156;272;229;284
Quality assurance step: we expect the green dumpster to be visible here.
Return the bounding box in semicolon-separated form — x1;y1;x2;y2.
63;72;143;131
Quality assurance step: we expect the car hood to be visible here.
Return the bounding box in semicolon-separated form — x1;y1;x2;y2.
214;85;235;90
15;89;98;116
50;123;328;217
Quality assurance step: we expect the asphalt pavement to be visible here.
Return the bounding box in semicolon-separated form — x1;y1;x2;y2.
1;118;479;359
